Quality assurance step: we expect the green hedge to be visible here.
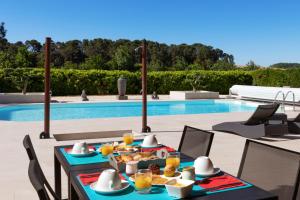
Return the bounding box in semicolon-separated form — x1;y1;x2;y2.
0;68;253;95
251;68;300;87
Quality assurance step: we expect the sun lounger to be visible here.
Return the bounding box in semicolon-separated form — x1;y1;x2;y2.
212;103;281;139
288;114;300;134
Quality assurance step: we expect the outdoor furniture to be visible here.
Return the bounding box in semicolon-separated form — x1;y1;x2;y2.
69;160;277;200
178;126;214;159
238;140;300;200
212;103;281;139
23;135;66;200
28;160;51;200
53;139;277;200
265;113;288;137
288;113;300;134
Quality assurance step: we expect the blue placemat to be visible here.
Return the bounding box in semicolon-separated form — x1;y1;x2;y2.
60;141;142;166
78;161;252;200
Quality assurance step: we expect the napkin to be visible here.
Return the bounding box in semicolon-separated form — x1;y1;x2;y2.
78;172;126;186
64;145;96;153
141;146;175;152
196;174;245;191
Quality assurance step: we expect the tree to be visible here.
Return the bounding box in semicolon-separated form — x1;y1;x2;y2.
0;22;8;51
0;22;7;39
211;59;236;70
15;46;34;68
25;40;42;53
111;45;134;70
243;60;260;70
61;40;85;66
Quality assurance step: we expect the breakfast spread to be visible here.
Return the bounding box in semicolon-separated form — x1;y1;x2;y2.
148;164;160;175
115;152;158;163
164;165;176;177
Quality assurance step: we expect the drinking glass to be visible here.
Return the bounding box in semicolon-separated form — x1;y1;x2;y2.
166;152;181;170
101;143;114;156
135;169;152;193
123;133;134;145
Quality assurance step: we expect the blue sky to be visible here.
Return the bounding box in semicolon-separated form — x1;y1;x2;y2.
2;0;300;66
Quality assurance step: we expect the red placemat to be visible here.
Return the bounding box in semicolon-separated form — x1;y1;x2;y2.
64;145;96;153
141;146;175;152
196;174;246;191
78;172;126;186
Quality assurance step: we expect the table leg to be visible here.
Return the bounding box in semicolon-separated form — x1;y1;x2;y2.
54;154;62;198
69;177;79;200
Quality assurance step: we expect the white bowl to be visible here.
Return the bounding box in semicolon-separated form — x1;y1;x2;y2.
165;179;195;198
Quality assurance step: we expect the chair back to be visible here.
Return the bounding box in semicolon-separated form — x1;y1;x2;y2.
23;135;60;200
244;103;280;125
238;140;300;200
178;126;214;159
294;113;300;122
23;135;37;160
28;160;51;200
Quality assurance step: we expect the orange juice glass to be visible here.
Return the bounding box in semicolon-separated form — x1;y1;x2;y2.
166;152;180;169
135;169;152;193
101;143;114;156
123;133;134;145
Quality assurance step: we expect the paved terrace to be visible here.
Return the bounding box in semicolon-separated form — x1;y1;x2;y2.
1;95;299;199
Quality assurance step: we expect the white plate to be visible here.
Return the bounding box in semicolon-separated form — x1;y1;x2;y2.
140;144;162;148
196;168;221;177
90;180;130;194
68;149;97;157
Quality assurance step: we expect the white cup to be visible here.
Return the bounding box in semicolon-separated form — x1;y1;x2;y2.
126;161;138;175
95;169;122;191
72;142;89;154
142;135;158;147
194;156;214;175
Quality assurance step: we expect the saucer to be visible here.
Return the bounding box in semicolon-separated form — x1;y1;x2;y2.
195;168;221;177
68;149;97;157
140;143;162;148
90;180;130;194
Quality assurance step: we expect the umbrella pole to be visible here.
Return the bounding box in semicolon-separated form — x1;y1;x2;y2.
141;40;151;133
40;37;51;139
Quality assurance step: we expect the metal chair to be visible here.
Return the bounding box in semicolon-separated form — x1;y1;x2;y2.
178;126;214;159
23;135;64;200
28;160;51;200
238;140;300;200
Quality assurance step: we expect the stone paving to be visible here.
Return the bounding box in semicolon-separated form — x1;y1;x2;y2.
1;95;299;199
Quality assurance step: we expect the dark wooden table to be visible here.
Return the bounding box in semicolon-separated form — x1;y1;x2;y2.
54;140;143;198
69;160;278;200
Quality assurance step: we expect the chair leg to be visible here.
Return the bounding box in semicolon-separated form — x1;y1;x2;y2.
54;154;61;199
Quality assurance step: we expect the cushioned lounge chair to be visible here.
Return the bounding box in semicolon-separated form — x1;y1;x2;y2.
288;114;300;134
212;103;280;139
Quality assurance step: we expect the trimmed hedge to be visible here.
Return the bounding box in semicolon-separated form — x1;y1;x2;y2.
251;68;300;87
0;68;253;95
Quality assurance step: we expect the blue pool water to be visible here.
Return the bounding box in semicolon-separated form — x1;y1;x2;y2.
0;100;257;121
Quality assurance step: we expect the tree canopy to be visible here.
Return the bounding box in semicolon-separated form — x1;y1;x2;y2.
0;22;238;71
269;63;300;69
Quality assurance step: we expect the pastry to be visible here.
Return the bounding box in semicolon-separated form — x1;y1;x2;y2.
148;164;161;175
121;154;133;162
133;154;142;161
164;165;176;177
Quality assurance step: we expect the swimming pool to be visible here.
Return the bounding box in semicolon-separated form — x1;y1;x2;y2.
0;100;257;121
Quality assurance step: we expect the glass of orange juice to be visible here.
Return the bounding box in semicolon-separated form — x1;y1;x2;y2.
101;143;114;156
166;152;181;170
135;169;152;193
123;133;134;145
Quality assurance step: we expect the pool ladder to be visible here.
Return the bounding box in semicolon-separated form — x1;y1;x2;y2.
273;90;296;112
